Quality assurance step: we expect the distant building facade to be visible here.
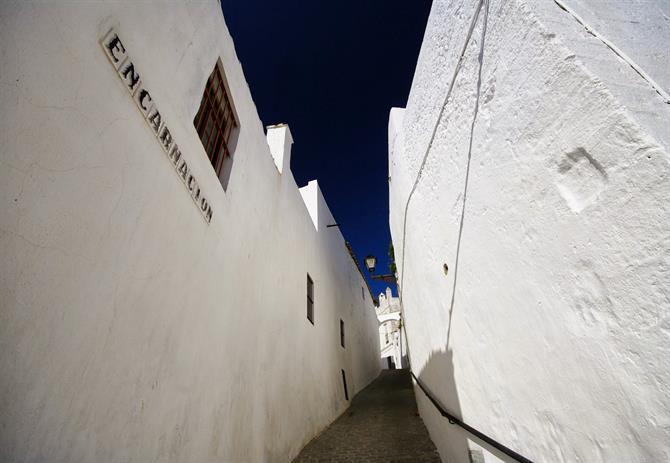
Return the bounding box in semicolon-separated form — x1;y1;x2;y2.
389;0;670;462
0;2;381;461
376;288;406;370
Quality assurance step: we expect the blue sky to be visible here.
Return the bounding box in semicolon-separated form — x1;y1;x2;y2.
221;0;432;297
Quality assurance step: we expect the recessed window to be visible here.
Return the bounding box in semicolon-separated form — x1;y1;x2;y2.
194;62;237;184
361;287;364;300
341;369;349;401
340;319;345;348
307;274;314;324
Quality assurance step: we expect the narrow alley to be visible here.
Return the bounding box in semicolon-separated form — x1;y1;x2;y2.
292;370;441;463
2;1;669;462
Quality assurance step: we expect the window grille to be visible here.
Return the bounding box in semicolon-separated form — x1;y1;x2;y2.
194;64;237;176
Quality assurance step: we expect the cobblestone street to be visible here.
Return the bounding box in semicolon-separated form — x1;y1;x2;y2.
292;369;441;462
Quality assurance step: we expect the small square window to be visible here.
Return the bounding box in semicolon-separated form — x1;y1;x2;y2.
307;274;314;324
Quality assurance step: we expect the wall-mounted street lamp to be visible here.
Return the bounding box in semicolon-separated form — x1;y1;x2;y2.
364;255;397;284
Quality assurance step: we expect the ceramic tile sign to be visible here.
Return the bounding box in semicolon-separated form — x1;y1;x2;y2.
100;28;213;224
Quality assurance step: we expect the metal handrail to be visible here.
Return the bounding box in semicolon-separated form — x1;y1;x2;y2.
409;371;535;463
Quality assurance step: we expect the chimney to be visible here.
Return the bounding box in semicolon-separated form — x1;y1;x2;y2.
266;123;293;174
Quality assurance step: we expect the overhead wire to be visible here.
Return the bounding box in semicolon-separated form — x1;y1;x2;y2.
397;0;490;349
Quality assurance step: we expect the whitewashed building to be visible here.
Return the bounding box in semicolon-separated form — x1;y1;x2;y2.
376;287;406;369
389;0;670;462
0;2;381;461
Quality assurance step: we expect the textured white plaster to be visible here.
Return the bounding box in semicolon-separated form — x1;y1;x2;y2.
555;0;670;95
533;0;670;152
389;0;670;462
0;2;380;462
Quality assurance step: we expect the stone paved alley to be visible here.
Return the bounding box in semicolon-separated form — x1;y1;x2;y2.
292;369;441;462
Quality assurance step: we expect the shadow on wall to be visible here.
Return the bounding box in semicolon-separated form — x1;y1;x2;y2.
414;349;470;463
414;349;518;463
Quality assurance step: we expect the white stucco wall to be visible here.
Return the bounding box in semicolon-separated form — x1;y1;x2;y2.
0;2;380;462
389;1;669;462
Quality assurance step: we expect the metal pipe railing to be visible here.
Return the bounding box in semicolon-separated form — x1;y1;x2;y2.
409;371;535;463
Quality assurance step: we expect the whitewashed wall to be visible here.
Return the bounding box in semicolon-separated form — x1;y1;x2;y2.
389;1;669;462
0;2;380;462
376;288;404;369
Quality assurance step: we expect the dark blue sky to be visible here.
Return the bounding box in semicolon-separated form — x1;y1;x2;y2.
221;1;432;297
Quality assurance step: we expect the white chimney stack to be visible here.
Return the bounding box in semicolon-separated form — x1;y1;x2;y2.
266;123;293;174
